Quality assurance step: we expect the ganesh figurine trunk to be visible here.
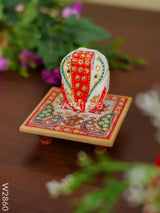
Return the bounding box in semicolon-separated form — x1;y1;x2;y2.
60;47;110;112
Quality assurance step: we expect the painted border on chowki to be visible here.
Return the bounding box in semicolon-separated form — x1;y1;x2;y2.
19;87;132;154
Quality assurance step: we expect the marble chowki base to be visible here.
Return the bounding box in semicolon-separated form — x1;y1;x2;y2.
20;87;132;154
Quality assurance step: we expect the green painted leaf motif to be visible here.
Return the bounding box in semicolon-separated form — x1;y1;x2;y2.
60;55;72;91
35;103;53;121
98;113;115;132
88;57;105;98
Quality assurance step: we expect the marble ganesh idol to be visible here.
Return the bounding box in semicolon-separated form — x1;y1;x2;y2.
60;47;110;112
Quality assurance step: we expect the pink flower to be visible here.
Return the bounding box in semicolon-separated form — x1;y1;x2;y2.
19;50;43;69
33;55;43;67
19;50;33;68
15;3;25;12
0;57;9;72
42;68;61;86
72;2;82;13
62;2;82;19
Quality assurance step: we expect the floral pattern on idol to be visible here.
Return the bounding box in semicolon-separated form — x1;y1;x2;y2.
60;47;110;112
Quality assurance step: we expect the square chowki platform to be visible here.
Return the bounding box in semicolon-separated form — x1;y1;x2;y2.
20;87;132;154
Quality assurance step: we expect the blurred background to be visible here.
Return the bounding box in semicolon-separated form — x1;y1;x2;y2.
87;0;160;11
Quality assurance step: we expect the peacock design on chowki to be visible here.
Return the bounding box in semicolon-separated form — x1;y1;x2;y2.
35;103;62;126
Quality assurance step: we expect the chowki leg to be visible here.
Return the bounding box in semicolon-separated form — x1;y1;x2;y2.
40;135;52;145
94;145;107;154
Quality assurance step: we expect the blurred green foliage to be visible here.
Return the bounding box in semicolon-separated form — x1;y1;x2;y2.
47;153;159;213
0;0;146;77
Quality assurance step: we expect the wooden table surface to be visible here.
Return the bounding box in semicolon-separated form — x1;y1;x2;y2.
0;3;160;213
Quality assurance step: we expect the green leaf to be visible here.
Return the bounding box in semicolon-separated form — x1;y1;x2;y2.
64;15;110;45
1;0;28;8
8;59;18;71
38;38;63;71
133;58;147;65
99;180;128;213
0;0;3;20
19;67;29;78
30;61;37;69
74;179;127;213
105;37;126;49
119;63;132;71
18;0;38;27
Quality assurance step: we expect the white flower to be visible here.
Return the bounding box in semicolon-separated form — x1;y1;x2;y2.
124;185;147;206
135;87;160;142
152;116;160;129
125;166;152;186
46;180;61;198
124;166;152;206
46;174;75;198
61;175;75;193
78;151;88;160
61;175;74;185
135;89;160;116
77;151;88;166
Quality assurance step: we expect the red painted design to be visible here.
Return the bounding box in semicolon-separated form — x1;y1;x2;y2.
61;83;70;106
71;50;94;110
25;88;129;140
94;87;107;110
155;154;160;167
40;136;52;145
